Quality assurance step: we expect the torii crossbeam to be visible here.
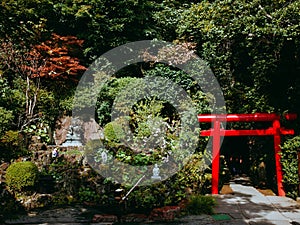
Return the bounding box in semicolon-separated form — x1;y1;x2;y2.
198;113;297;196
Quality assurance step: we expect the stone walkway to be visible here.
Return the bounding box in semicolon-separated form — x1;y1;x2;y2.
4;178;300;225
213;182;300;225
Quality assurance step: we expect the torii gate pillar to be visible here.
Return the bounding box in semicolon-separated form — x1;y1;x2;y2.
273;119;284;196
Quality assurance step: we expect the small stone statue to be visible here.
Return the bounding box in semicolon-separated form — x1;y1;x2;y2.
62;124;82;147
101;151;108;164
151;164;161;180
52;148;59;158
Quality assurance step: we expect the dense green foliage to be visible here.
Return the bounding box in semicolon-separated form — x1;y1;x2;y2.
6;161;39;192
0;107;14;136
157;0;300;116
97;77;141;126
0;0;159;58
281;136;300;199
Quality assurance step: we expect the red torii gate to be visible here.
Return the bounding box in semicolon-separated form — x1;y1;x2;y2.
198;113;297;196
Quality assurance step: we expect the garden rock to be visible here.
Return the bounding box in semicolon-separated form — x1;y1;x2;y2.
92;214;118;223
149;205;181;222
0;162;9;183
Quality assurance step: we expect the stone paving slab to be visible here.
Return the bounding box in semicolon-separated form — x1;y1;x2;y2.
247;219;292;225
267;196;300;210
244;210;288;221
173;215;215;224
228;213;244;220
281;211;300;220
214;202;240;214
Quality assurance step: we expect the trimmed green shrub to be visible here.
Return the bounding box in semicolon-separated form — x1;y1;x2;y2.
103;121;126;144
281;136;300;199
185;195;216;215
6;161;39;192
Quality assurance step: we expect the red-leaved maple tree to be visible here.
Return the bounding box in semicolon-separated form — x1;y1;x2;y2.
26;33;86;80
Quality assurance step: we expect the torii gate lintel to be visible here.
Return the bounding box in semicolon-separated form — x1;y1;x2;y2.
198;113;296;196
